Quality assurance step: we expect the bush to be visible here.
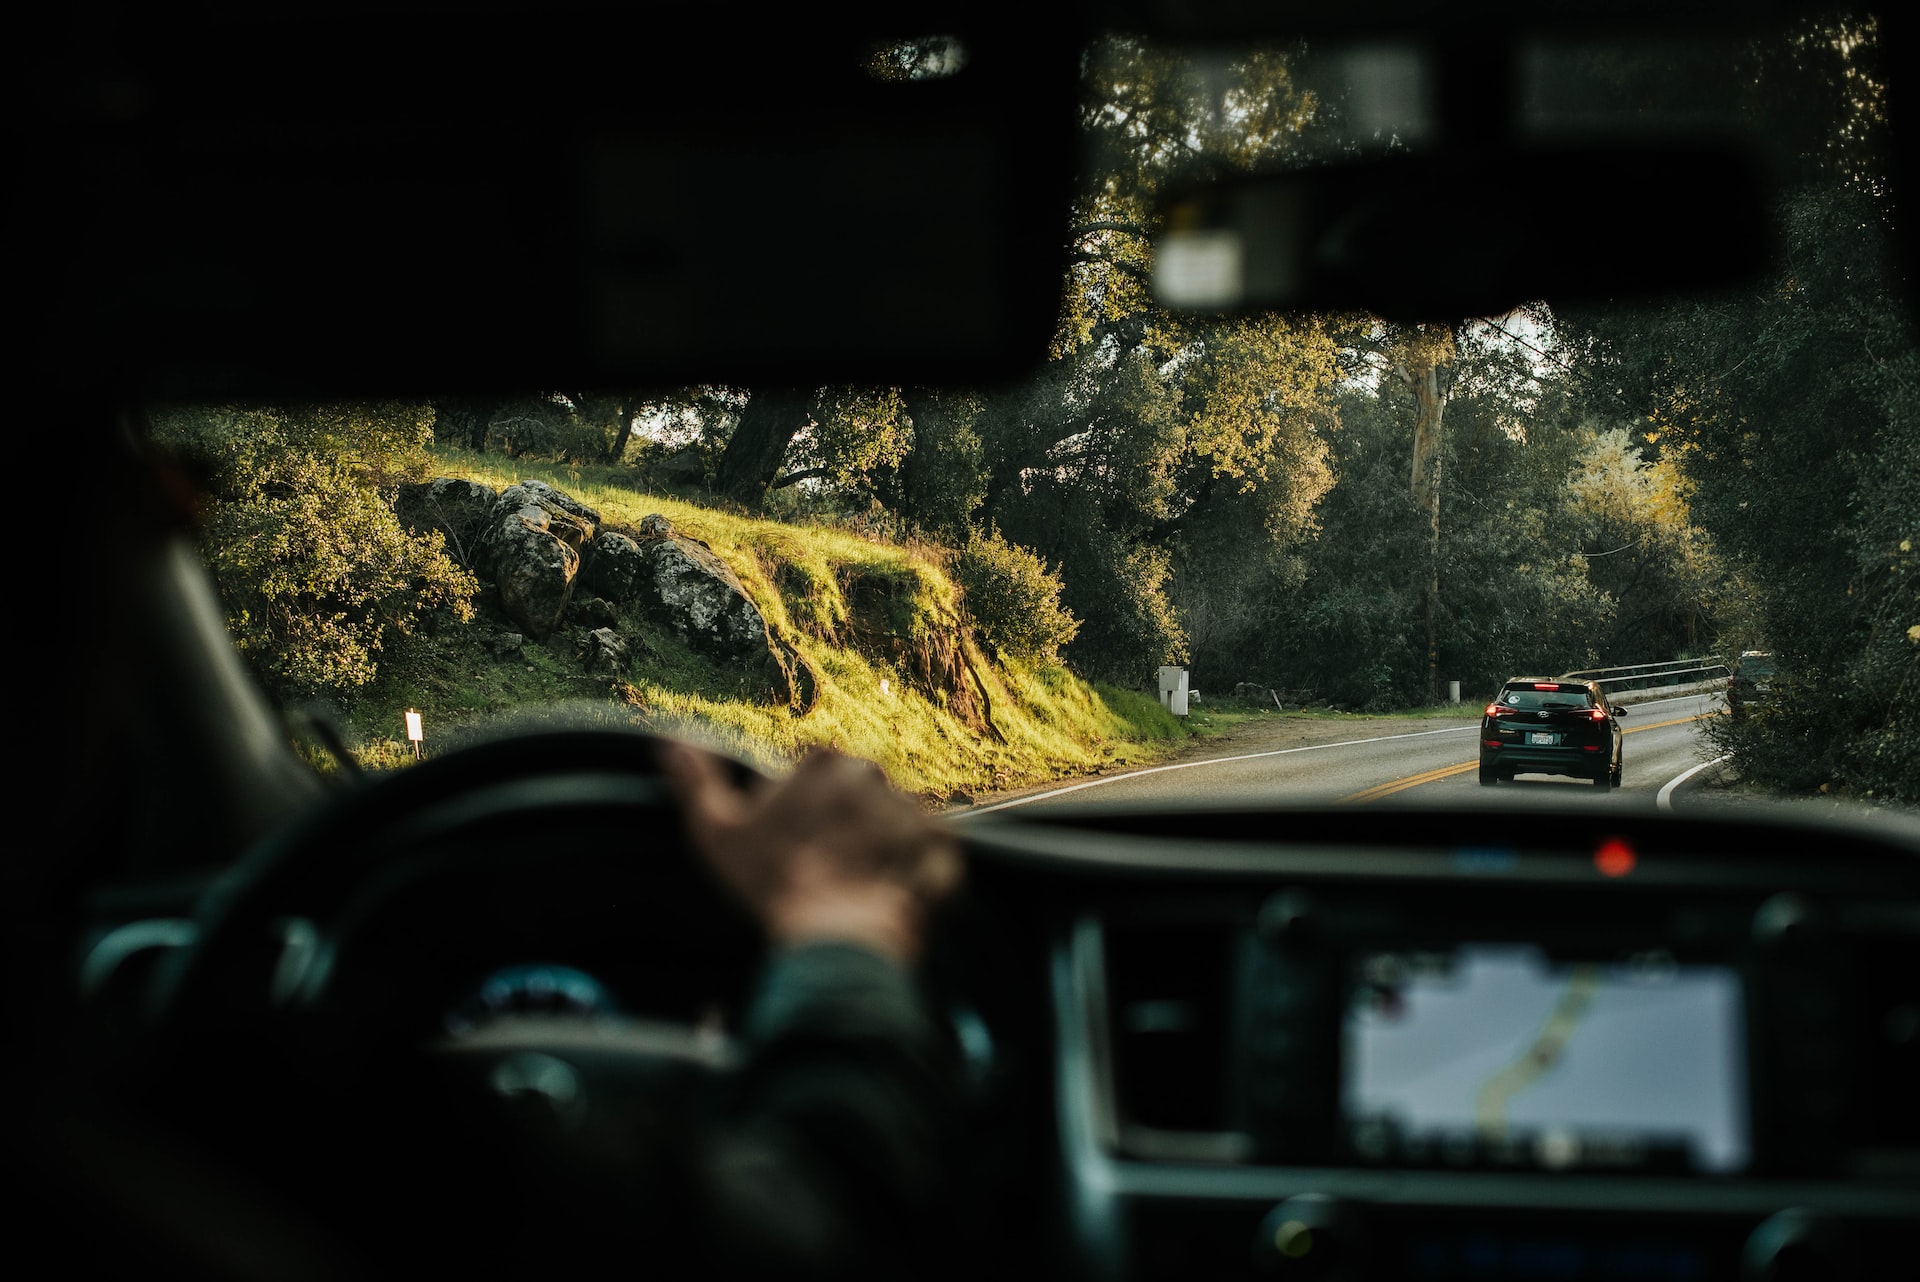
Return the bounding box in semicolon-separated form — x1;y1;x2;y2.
204;458;478;697
951;525;1082;663
150;404;479;701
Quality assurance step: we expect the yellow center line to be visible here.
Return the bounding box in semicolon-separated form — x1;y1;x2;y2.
1341;759;1479;803
1339;709;1717;803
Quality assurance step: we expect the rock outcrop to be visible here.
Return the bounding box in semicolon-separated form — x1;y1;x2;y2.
578;627;628;675
477;483;601;639
623;514;816;711
634;520;768;661
395;480;817;710
581;531;647;603
572;595;619;630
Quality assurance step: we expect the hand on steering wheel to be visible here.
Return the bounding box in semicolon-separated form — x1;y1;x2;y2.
663;743;963;965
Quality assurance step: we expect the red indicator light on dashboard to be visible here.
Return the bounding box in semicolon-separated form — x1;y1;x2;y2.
1594;839;1637;878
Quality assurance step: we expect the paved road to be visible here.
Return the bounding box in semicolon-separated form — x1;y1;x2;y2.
968;692;1727;816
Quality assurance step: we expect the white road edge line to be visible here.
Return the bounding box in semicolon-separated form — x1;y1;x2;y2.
1657;754;1732;811
956;723;1480;817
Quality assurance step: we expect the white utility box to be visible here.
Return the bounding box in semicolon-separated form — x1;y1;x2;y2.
1158;665;1190;717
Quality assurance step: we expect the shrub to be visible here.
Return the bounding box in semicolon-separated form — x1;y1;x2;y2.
951;525;1082;663
204;458;478;697
150;404;478;701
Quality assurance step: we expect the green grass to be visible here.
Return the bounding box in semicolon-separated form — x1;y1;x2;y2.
331;447;1189;797
1336;701;1484;719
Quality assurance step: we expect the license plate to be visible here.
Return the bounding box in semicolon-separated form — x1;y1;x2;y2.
1527;731;1559;745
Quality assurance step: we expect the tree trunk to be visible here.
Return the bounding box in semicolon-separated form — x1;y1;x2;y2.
559;391;637;466
600;396;629;465
716;388;812;505
1396;351;1452;703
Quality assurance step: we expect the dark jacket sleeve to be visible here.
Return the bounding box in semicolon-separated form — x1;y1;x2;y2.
691;940;968;1281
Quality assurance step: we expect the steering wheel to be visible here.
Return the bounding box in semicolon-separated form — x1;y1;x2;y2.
146;729;765;1117
131;730;776;1274
154;728;757;1016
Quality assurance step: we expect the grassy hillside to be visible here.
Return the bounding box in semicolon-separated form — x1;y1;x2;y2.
332;448;1187;798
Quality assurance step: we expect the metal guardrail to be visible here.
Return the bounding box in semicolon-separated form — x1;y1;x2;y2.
1558;657;1730;695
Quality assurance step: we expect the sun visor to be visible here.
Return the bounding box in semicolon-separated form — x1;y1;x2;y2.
24;8;1083;402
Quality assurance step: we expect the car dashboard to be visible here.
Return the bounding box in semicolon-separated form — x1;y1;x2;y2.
60;776;1920;1282
948;800;1920;1281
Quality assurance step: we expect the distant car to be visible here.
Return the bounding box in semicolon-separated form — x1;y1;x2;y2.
1479;676;1626;787
1728;650;1776;719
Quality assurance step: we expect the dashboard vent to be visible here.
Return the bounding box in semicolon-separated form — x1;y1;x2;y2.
1845;932;1920;1173
1102;918;1240;1140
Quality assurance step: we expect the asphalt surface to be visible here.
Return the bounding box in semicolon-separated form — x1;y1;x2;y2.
961;691;1731;817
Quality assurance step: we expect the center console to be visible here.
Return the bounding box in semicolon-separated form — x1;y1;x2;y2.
1025;811;1920;1281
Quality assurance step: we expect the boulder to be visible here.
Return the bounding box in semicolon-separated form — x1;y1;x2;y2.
490;514;579;640
572;595;619;629
629;513;815;710
481;483;601;639
581;531;647;602
394;477;497;566
513;479;602;530
489;482;597;555
578;627;628;675
641;529;768;660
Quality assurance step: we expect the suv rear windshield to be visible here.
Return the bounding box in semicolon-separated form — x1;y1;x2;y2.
1499;686;1597;711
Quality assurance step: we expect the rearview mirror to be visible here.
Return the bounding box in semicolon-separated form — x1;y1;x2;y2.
1151;144;1772;322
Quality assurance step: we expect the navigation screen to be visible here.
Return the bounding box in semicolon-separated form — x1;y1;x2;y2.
1343;944;1748;1173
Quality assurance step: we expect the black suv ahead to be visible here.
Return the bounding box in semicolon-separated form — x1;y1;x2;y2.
1728;650;1776;719
1479;677;1626;787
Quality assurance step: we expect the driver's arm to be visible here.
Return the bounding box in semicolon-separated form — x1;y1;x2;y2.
661;744;970;1281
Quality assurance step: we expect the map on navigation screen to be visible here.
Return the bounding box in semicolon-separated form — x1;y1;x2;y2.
1342;943;1748;1173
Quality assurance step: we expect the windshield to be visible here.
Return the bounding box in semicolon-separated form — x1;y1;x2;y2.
147;12;1914;823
